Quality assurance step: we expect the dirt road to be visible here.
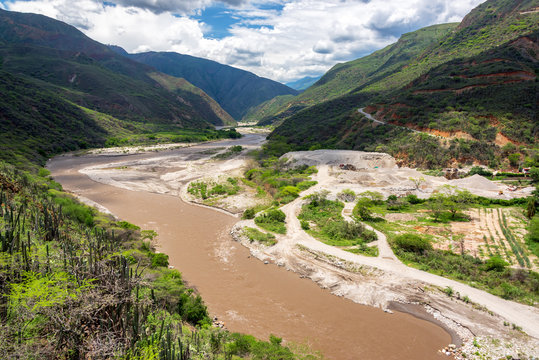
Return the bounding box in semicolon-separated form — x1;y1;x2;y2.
277;165;539;339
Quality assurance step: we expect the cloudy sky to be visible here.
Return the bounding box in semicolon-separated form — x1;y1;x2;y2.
0;0;485;83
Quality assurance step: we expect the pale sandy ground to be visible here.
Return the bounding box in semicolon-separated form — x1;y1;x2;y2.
70;137;537;359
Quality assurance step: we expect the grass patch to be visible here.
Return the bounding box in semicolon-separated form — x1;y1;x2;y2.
345;245;379;257
188;177;240;200
243;227;277;246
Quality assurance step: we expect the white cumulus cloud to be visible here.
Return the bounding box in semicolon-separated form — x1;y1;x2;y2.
2;0;485;82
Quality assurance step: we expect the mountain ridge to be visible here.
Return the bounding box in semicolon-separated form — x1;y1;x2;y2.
0;8;236;164
121;50;298;120
264;0;538;169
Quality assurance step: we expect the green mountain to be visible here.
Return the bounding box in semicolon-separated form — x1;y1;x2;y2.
250;23;457;125
123;51;298;120
265;0;538;168
0;9;236;165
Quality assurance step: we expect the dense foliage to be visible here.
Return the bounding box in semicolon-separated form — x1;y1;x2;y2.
244;159;317;204
299;193;376;251
393;242;539;305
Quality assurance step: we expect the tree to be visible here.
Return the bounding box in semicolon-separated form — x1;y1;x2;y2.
508;153;521;167
409;177;426;191
436;185;472;219
428;193;447;221
358;191;383;204
483;256;508;272
394;234;432;253
530;167;539;183
354;197;374;220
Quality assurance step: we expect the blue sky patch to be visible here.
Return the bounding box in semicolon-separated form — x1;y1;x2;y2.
194;5;238;39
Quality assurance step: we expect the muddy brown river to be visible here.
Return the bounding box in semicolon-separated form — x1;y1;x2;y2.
48;138;451;359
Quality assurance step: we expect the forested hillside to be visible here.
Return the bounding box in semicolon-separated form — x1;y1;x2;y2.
0;9;236;165
125;51;298;120
264;0;538;168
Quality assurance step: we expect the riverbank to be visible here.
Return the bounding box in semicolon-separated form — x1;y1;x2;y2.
48;136;455;359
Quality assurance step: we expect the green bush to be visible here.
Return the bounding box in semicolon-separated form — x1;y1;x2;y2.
297;180;317;190
178;292;209;326
300;220;310;230
151;253;169;268
278;186;300;198
254;209;287;234
323;221;376;242
242;208;255;219
406;194;424;204
394;234;432;253
468;166;493;177
210;184;227;195
483;256;508;272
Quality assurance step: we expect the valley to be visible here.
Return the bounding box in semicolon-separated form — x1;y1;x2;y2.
48;131;538;359
0;0;538;358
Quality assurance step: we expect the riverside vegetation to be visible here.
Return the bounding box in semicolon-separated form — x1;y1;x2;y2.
0;162;321;359
348;186;539;305
298;192;378;257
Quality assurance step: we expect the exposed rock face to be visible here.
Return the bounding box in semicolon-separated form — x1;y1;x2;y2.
281;150;397;169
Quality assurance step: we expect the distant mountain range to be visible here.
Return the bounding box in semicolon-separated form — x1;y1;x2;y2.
110;49;298;120
285;76;321;91
260;0;538;168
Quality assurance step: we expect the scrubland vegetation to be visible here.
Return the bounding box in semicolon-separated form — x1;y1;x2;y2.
0;162;313;359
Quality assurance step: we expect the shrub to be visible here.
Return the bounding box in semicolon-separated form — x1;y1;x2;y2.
278;186;300;198
337;189;356;202
242;208;255;219
264;209;286;222
468;166;492;177
178;292;209;326
394;234;432;253
254;208;287;234
151;253;169;268
483;256;508;272
324;221;375;241
300;220;310;230
406;194;424;204
296;180;317;190
354;204;372;220
508;153;521;167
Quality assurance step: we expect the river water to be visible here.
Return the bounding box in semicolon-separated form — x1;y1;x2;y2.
48;137;451;359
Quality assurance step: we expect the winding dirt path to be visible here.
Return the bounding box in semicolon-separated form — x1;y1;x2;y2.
279;165;539;339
